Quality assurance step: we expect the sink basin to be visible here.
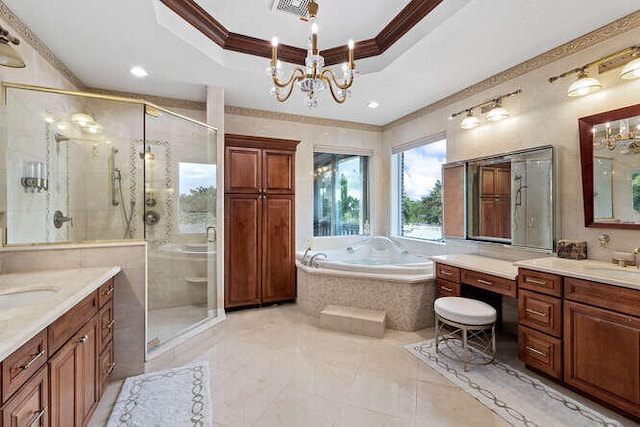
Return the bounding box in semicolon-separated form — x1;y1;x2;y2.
0;289;57;310
584;267;640;279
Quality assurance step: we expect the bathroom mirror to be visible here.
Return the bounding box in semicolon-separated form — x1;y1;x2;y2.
579;103;640;229
466;146;554;250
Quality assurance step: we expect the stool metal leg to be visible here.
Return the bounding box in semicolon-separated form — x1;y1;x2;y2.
462;324;468;372
435;315;440;352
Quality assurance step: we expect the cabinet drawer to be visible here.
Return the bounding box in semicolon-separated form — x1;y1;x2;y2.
2;330;48;404
97;300;114;353
518;325;562;380
518;290;562;338
461;269;517;298
435;279;461;299
1;364;48;427
565;277;640;317
98;278;114;308
519;269;562;297
48;291;98;355
436;263;460;283
98;342;114;399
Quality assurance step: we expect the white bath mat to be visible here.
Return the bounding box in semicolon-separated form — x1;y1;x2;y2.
405;339;624;427
107;361;212;427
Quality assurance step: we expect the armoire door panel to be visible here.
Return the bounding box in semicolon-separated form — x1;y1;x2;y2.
225;147;262;193
262;195;295;303
225;195;262;307
263;150;294;194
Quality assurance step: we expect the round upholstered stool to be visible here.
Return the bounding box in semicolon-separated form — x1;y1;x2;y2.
434;297;497;371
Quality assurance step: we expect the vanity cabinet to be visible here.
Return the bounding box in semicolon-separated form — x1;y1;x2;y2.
564;277;640;418
0;278;115;427
435;263;461;299
224;135;299;309
517;269;563;379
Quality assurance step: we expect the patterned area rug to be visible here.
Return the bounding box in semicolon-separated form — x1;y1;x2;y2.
107;361;212;427
405;339;622;427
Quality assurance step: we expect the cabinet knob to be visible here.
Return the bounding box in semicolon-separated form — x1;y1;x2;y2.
78;335;88;344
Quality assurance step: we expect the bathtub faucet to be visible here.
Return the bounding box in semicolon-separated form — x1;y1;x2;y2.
301;247;312;265
309;252;327;268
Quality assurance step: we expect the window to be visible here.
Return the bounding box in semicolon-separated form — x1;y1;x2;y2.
178;162;216;233
392;137;446;240
313;152;370;236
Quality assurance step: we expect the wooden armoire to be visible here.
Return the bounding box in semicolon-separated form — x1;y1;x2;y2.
224;134;300;308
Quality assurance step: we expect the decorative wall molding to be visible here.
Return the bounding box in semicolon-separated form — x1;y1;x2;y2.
384;10;640;130
87;87;206;111
0;0;85;89
159;0;444;66
225;105;382;132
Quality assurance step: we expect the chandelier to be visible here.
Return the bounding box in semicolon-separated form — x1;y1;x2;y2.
269;0;356;108
593;118;640;155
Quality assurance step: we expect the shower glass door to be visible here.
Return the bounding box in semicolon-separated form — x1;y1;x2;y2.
144;106;218;354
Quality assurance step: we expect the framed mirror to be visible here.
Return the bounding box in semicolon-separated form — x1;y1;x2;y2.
465;146;554;250
579;103;640;229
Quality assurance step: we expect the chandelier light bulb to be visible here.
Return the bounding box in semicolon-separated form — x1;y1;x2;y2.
567;71;601;97
311;23;319;34
271;37;278;47
348;39;354;50
620;57;640;79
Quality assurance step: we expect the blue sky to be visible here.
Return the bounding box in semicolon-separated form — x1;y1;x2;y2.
402;139;446;199
179;162;216;196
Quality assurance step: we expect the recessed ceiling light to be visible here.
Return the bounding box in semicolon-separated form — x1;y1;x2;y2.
130;66;148;78
366;101;379;109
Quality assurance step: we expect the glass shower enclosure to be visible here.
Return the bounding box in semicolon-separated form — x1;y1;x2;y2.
0;83;220;355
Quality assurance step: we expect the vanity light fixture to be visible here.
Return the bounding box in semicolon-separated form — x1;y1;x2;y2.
549;45;640;97
451;89;522;130
0;25;25;68
71;113;95;128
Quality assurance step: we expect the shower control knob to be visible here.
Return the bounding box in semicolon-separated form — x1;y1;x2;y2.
145;211;160;226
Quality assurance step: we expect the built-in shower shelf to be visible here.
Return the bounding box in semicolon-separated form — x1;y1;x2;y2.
185;276;208;285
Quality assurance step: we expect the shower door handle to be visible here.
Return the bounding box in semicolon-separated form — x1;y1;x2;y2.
206;226;217;243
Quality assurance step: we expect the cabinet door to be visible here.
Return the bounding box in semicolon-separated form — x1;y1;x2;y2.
479;199;496;237
262;195;295;303
225;194;262;308
49;318;98;427
225;146;261;193
480;167;495;197
564;300;640;417
496;198;511;239
1;365;48;427
263;150;294;194
495;168;511;197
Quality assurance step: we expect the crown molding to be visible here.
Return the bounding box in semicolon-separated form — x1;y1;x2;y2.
225;105;382;132
0;0;85;89
159;0;443;66
384;9;640;130
87;87;206;111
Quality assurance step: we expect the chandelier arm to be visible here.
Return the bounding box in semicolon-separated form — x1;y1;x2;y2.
320;68;354;91
274;74;302;102
321;75;347;104
272;67;305;89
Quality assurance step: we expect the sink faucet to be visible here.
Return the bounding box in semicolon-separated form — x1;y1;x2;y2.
309;252;327;268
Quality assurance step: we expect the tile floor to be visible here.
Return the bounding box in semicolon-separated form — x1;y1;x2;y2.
89;304;637;427
147;304;209;350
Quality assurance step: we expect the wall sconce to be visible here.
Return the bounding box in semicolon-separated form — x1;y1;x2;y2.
21;161;48;192
451;89;522;130
549;45;640;97
0;25;25;68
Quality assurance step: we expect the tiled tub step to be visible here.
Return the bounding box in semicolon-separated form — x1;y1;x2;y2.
319;305;386;338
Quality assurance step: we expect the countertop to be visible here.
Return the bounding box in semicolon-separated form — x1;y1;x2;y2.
515;257;640;291
0;266;121;361
430;254;519;280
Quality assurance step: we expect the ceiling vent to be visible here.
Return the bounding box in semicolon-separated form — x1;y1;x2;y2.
271;0;311;19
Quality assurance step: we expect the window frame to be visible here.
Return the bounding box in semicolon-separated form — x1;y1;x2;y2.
390;133;447;241
312;148;372;237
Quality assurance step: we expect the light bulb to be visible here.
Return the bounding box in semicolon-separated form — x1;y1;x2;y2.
620;57;640;79
271;37;278;47
348;39;354;50
460;112;481;129
311;23;318;34
567;72;601;97
486;106;509;122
